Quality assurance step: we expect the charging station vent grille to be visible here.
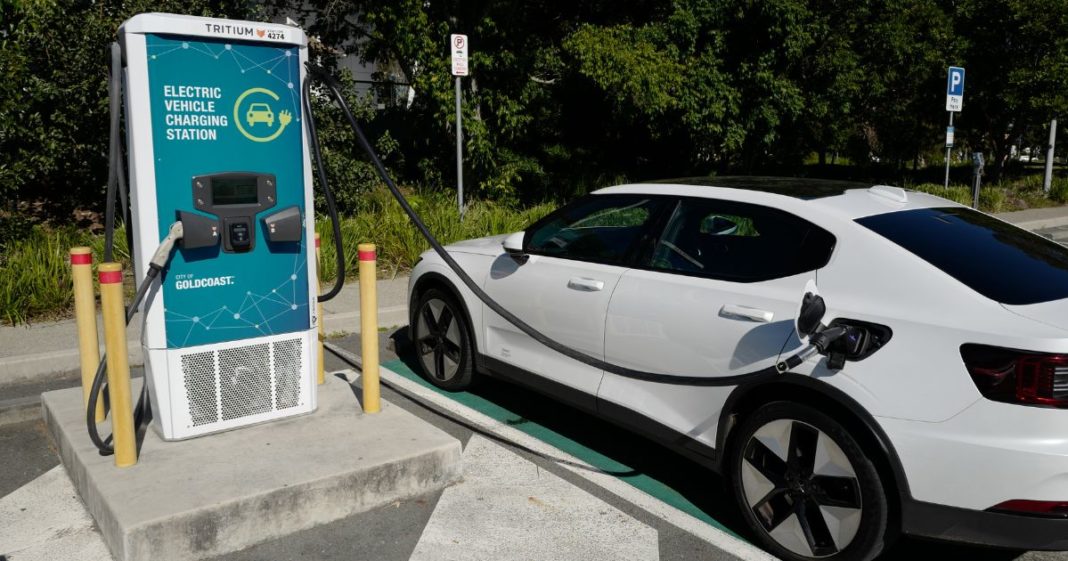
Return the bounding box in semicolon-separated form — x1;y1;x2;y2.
219;343;272;421
182;351;217;426
180;337;305;427
274;339;302;410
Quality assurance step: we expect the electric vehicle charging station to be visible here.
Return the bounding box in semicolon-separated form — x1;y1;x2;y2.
120;13;318;440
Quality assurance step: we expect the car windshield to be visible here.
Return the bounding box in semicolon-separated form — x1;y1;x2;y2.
857;207;1068;305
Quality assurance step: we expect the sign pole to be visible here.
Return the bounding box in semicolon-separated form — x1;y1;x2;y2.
1044;119;1057;193
944;111;954;189
455;76;463;217
944;66;965;190
450;33;469;219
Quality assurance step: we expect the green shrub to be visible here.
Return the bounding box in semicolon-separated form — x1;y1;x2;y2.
0;223;132;325
1051;177;1068;203
1;227;87;324
910;183;973;206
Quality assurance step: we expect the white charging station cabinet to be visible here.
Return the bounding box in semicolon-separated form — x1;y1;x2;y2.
120;13;319;440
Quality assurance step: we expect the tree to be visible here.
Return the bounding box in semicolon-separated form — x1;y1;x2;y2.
0;0;263;218
954;0;1068;180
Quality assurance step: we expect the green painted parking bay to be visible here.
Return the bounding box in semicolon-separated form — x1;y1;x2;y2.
382;357;745;540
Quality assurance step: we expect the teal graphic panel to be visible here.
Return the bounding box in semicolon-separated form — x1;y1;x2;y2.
145;34;309;348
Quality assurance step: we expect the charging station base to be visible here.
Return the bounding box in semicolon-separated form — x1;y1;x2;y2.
41;370;462;561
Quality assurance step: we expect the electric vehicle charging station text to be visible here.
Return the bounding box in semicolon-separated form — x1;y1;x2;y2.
120;14;319;440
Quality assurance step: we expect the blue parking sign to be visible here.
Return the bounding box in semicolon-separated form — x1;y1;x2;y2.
946;66;965;111
947;67;965;95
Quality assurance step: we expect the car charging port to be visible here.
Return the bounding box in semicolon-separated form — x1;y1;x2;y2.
822;319;893;370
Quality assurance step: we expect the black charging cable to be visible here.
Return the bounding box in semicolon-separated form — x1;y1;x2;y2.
301;73;346;303
302;63;844;386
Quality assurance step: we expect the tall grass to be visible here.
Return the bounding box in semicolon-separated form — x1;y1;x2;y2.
910;182;1034;213
0;195;553;324
316;190;555;280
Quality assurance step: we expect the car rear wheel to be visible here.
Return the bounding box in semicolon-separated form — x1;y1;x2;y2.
412;288;475;390
729;402;890;561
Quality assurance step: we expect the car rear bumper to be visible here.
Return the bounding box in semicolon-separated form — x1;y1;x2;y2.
903;499;1068;550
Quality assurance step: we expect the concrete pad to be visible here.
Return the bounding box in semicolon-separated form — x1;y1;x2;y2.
0;466;113;561
41;370;461;561
409;435;660;561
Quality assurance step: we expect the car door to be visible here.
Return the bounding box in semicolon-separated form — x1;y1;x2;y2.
481;194;666;404
598;197;836;448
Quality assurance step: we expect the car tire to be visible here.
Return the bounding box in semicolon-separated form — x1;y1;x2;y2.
412;287;475;390
728;401;891;561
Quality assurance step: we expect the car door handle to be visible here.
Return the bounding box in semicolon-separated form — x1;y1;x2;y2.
719;304;774;323
567;277;605;292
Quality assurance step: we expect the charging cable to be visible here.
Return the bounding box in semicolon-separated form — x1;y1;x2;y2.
86;222;183;455
302;64;845;386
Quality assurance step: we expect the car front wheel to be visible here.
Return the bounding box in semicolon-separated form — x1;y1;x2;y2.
729;401;891;561
412;287;475;390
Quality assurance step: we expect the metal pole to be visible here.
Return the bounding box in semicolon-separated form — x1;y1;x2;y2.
944;111;954;189
455;76;464;218
358;243;381;414
71;247;104;423
99;262;137;468
1045;118;1057;193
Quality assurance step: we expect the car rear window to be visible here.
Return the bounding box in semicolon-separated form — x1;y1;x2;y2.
856;207;1068;305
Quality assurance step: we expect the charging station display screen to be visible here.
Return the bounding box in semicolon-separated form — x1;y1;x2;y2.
212;177;258;206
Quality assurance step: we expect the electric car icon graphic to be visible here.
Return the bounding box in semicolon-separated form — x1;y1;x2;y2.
246;102;275;127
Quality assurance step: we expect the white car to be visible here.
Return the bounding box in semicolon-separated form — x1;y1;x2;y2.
406;176;1068;561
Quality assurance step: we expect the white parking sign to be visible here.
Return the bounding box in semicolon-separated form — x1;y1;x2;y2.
451;34;468;76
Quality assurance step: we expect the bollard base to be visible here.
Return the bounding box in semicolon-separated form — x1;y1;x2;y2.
41;370;462;561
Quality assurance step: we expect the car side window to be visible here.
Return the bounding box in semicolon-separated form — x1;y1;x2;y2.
526;195;660;265
648;198;836;282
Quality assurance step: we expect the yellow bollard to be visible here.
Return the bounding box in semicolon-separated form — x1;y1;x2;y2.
358;243;380;413
315;233;325;385
71;247;105;423
99;263;137;467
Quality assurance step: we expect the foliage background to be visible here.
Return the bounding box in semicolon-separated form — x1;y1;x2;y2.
3;0;1068;323
3;0;1068;220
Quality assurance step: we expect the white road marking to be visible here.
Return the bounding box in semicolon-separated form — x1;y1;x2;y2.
410;435;659;561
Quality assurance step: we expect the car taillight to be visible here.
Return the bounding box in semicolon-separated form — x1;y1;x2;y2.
960;344;1068;408
990;499;1068;518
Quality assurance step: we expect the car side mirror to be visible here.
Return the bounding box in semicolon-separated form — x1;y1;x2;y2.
503;231;526;257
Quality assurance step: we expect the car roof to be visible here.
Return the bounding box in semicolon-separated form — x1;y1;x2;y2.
642;176;870;199
593;176;965;220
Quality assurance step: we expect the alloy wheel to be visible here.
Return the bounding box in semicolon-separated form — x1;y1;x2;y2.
740;418;863;558
416;297;464;382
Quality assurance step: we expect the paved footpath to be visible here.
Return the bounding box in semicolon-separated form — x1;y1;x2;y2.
4;205;1068;561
